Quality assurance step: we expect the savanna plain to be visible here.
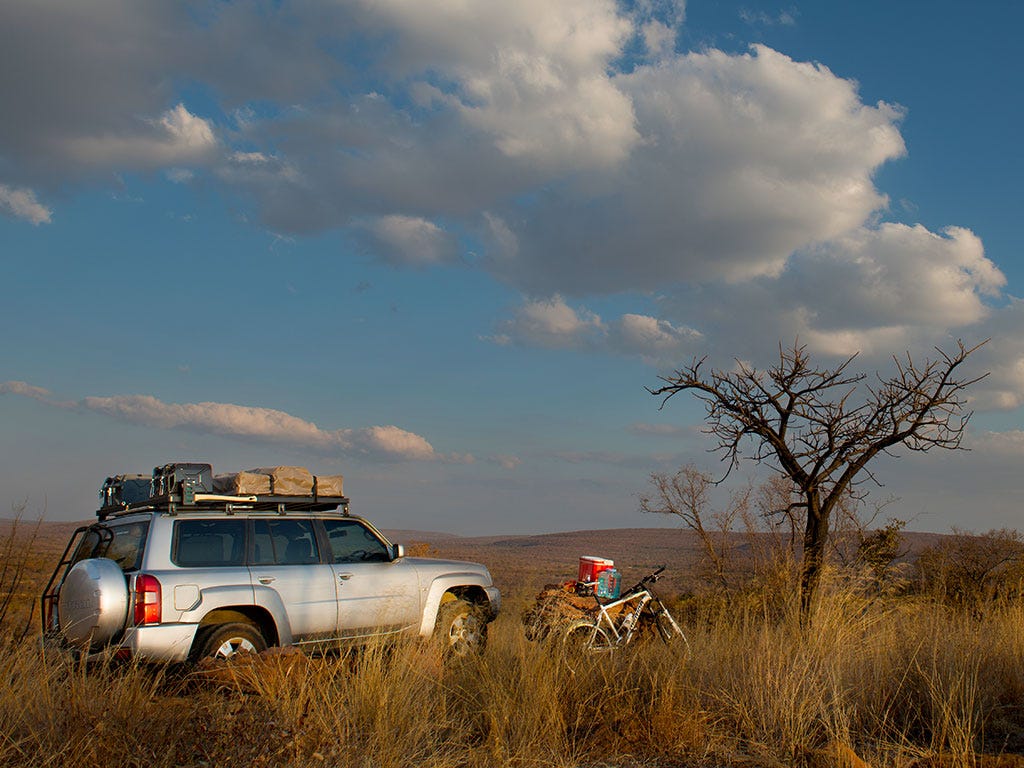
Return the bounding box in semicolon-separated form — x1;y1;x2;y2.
2;512;1024;768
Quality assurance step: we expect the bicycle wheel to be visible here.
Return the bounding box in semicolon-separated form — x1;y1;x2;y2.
562;620;615;653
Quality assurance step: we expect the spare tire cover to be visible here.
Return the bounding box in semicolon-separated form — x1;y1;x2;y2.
58;558;129;648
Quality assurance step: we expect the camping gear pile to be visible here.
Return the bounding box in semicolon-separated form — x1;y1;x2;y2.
522;555;624;641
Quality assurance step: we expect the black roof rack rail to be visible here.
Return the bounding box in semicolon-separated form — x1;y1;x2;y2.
97;492;350;520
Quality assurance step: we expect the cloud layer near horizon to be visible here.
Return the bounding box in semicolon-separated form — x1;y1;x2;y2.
0;381;448;462
0;0;1018;406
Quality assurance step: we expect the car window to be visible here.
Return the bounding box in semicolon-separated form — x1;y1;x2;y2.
105;522;150;571
73;523;150;572
322;519;390;563
70;528;107;566
251;519;320;565
173;519;246;567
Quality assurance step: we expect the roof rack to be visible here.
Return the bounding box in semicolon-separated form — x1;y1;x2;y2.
96;492;350;521
96;462;349;520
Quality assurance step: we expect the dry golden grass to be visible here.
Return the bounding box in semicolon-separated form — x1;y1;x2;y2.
1;595;1023;767
4;520;1024;767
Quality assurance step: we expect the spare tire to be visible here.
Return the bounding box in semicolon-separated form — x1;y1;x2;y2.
58;558;129;649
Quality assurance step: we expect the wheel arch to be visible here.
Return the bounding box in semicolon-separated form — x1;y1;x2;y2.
419;580;493;636
195;606;279;647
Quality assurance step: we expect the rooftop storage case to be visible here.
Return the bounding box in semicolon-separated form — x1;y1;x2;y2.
100;474;152;508
152;462;213;500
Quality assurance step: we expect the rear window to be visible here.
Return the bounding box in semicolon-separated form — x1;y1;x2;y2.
71;522;150;572
173;519;246;567
106;522;150;571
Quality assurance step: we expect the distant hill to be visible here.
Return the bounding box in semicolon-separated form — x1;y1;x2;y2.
386;526;949;600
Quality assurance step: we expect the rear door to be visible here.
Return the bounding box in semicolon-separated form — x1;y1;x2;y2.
320;519;421;637
249;518;339;643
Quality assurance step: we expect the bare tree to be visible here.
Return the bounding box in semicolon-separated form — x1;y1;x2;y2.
640;464;750;589
648;340;986;617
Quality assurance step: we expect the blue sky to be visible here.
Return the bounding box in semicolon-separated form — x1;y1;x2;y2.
2;1;1022;535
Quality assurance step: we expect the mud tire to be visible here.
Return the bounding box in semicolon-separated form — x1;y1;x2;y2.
435;598;487;657
193;622;267;662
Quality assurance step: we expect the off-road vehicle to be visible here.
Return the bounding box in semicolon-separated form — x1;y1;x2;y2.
41;463;500;662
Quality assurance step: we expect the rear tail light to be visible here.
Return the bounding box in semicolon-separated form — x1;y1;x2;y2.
133;574;162;625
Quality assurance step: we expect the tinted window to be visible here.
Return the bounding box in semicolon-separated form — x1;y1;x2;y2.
252;519;320;565
322;519;390;563
105;522;150;571
70;528;107;566
173;519;246;567
74;522;150;572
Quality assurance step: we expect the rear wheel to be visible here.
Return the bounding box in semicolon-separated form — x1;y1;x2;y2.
435;598;487;657
562;620;614;653
194;622;267;661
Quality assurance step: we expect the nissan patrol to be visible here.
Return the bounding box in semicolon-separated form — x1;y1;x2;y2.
41;463;500;662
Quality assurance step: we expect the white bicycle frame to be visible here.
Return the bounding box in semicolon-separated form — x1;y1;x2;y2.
568;573;687;651
573;583;653;647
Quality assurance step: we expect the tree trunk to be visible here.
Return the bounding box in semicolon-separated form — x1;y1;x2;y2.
799;491;828;621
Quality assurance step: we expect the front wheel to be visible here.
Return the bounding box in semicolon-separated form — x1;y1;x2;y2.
194;622;267;662
435;598;488;657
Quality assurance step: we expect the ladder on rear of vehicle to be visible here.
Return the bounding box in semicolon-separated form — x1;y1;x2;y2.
39;524;112;636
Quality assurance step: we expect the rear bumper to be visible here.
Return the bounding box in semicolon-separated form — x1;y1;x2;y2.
118;623;199;663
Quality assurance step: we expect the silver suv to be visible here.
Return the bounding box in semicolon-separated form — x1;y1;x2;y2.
42;464;500;662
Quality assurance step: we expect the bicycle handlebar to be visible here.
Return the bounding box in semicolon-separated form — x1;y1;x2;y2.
640;565;666;584
620;565;667;596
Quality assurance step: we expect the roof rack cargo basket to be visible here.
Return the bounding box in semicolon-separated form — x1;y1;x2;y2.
95;462;349;519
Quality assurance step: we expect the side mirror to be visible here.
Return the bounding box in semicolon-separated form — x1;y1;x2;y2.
390;543;405;561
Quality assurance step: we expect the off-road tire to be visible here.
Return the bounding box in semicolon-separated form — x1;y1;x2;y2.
193;622;267;662
435;598;487;657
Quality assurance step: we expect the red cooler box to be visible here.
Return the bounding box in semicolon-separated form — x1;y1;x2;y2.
578;556;615;585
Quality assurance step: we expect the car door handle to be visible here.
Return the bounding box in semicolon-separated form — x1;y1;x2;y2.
338;572;353;581
258;577;275;585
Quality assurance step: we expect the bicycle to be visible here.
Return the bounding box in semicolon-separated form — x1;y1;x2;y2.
562;565;689;659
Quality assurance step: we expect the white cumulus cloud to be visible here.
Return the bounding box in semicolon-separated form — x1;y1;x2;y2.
353;0;639;171
0;184;52;224
610;314;702;362
649;221;1005;365
353;215;459;267
492;295;606;349
492;45;905;294
790;224;1004;338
